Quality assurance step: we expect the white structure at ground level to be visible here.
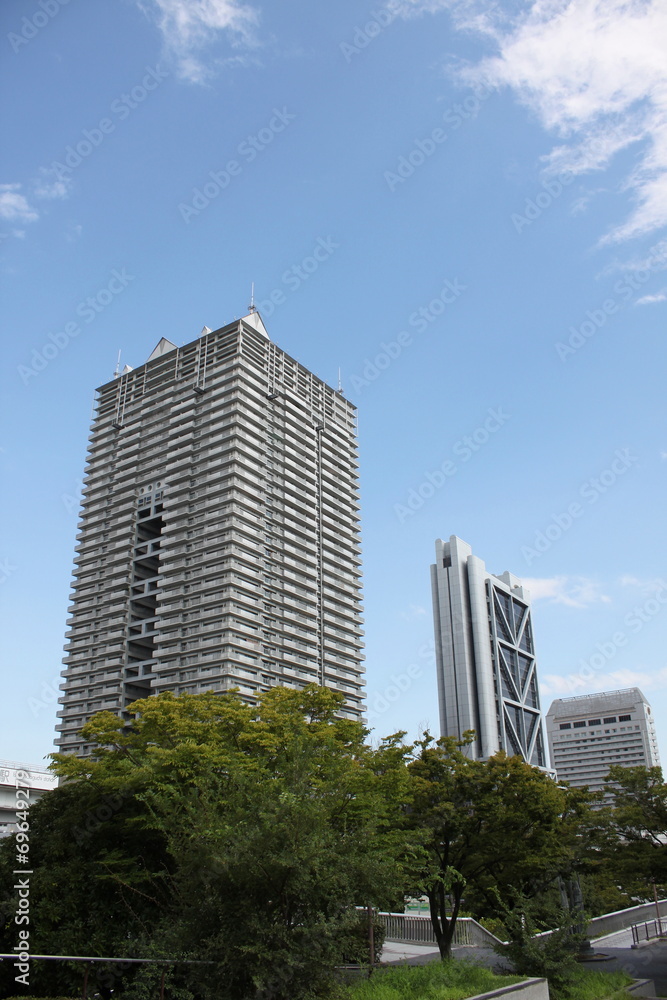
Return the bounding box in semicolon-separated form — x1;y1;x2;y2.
0;760;57;837
431;536;549;767
546;688;661;795
57;310;365;755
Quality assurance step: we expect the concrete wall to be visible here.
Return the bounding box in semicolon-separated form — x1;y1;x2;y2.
627;980;657;997
588;900;667;937
467;979;549;1000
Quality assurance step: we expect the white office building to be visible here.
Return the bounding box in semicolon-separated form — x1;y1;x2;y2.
56;310;365;755
546;688;661;795
431;536;549;767
0;760;57;837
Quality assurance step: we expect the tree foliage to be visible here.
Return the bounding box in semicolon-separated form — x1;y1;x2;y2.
595;764;667;901
406;733;592;958
1;685;417;1000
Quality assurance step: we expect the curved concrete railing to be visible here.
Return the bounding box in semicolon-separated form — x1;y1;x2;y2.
377;911;504;948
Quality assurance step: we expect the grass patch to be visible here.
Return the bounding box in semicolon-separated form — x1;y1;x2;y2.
338;958;523;999
321;959;636;1000
558;967;635;999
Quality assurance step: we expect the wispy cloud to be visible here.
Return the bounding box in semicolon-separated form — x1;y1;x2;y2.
137;0;259;83
0;184;39;224
541;666;667;697
390;0;667;245
523;575;611;608
635;288;667;305
619;574;667;593
400;603;427;621
0;173;76;240
33;167;72;201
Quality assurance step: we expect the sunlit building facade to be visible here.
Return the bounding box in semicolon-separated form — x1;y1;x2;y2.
57;311;365;755
546;688;660;796
431;535;549;767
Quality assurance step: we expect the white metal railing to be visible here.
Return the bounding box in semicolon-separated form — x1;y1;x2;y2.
631;918;666;947
376;911;503;948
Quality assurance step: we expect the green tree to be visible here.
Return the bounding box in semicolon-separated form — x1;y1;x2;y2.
406;733;589;959
0;771;171;999
1;685;416;1000
600;764;667;900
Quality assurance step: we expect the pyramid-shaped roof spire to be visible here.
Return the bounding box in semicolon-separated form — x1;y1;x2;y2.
146;337;178;362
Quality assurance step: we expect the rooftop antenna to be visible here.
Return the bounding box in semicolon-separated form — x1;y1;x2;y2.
113;350;122;378
248;282;256;313
337;367;342;393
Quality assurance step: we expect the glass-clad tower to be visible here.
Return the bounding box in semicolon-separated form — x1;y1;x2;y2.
431;535;549;768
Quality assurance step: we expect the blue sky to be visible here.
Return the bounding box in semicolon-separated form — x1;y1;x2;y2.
1;0;666;767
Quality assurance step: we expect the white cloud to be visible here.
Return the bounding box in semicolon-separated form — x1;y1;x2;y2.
400;603;427;621
541;666;667;697
523;575;611;608
0;184;38;224
635;288;667;304
391;0;667;244
0;173;75;238
137;0;259;83
619;574;667;593
33;168;72;201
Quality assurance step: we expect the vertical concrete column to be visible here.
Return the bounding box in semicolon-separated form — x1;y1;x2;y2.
467;556;500;759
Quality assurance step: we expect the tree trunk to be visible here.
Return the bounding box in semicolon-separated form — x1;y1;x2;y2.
428;888;455;959
427;882;464;960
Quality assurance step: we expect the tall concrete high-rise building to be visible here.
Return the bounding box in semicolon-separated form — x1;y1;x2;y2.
56;310;364;755
431;536;549;767
546;688;661;796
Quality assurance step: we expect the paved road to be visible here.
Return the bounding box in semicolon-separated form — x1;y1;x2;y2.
382;936;667;995
587;939;667;997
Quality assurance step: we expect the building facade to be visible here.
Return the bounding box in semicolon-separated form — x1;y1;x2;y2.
0;760;57;837
546;688;661;795
56;311;364;755
431;535;549;767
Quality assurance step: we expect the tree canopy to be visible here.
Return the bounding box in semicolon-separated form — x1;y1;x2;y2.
2;691;649;999
405;732;593;958
1;685;417;1000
